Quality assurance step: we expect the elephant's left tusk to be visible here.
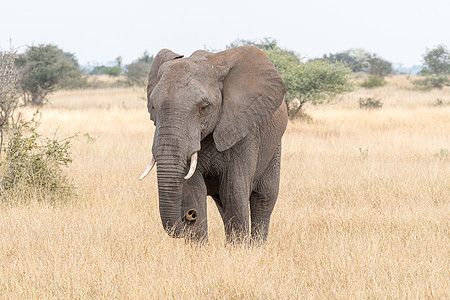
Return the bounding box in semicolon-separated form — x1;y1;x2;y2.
139;156;156;180
184;153;198;180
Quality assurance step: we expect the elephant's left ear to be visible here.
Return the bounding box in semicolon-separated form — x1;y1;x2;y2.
209;46;287;152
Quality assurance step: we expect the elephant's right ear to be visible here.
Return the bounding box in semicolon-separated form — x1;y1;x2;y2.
147;49;183;121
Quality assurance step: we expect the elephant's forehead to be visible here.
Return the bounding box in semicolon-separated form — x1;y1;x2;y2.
152;72;210;103
154;78;208;99
159;59;212;80
156;60;215;95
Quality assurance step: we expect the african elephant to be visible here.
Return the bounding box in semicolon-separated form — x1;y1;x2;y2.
139;46;288;243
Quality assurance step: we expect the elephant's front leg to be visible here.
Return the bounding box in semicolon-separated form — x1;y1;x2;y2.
219;159;256;243
182;173;208;242
250;145;282;243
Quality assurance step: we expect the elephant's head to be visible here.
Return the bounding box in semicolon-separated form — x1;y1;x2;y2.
141;46;286;237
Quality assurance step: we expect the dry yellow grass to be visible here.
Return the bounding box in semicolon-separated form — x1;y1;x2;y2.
0;77;449;298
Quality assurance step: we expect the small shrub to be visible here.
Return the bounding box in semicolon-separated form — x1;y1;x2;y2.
359;97;383;109
86;76;130;89
432;98;449;107
287;99;313;122
413;75;450;89
89;56;123;77
360;76;385;88
433;148;449;160
434;98;444;106
0;117;75;202
84;132;96;143
294;109;313;122
90;65;122;77
359;147;369;160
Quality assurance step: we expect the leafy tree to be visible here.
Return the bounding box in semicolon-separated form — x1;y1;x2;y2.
367;54;393;77
124;51;154;87
322;50;366;72
116;56;122;68
269;49;353;117
0;48;21;153
420;45;450;75
413;45;450;89
229;39;354;118
323;49;393;77
322;49;370;73
15;44;85;105
227;37;279;51
323;49;393;90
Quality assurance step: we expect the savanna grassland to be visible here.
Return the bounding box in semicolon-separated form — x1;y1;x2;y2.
0;76;448;298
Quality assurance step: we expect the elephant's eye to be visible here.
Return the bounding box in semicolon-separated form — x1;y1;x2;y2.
199;102;210;115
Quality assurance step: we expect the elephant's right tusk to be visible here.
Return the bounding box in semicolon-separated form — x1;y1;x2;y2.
139;156;156;180
184;152;198;180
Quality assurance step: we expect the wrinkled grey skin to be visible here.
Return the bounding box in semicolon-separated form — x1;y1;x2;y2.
146;46;288;243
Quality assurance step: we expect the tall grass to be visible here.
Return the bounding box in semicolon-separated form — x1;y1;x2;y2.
0;77;448;298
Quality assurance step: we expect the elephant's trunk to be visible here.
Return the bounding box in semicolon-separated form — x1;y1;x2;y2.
155;152;186;237
151;108;201;237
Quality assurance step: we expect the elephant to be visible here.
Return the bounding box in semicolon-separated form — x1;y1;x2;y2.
139;46;288;243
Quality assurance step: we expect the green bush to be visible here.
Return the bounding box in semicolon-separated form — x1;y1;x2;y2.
359;97;383;109
89;65;122;77
360;76;385;88
358;147;369;160
89;56;123;77
0;117;75;202
432;98;449;107
413;75;450;89
86;76;129;89
433;148;449;160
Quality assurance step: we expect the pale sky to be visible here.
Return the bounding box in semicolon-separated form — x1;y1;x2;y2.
1;0;449;67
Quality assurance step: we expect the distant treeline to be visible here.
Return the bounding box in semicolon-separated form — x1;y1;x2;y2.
1;39;449;107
